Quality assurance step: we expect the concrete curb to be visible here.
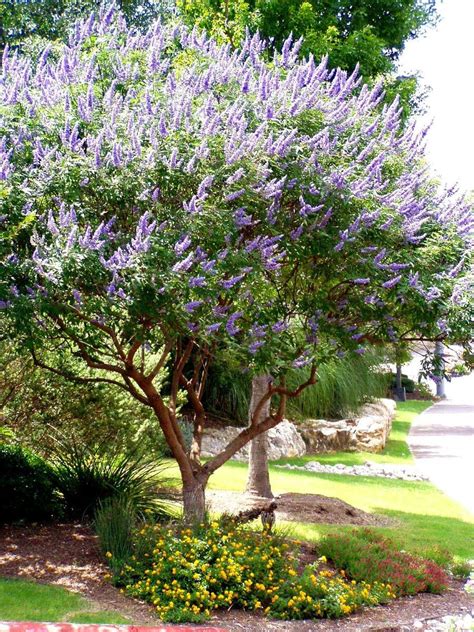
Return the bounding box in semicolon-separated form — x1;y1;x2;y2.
0;624;227;632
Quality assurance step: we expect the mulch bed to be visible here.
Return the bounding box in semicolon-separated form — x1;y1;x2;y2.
206;490;395;527
0;518;472;631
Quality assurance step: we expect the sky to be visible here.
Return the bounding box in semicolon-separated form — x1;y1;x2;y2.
398;0;474;191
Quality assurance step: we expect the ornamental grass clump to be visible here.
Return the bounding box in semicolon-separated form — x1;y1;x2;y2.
113;520;397;623
320;529;448;596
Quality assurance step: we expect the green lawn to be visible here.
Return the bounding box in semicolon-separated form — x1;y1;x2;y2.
0;578;130;624
205;401;474;561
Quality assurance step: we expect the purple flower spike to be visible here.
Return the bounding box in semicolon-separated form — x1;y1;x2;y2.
184;300;203;313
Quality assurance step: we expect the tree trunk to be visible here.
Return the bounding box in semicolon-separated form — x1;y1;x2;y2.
182;477;207;523
246;374;274;499
396;362;403;390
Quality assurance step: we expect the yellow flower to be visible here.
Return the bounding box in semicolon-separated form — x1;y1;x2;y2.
105;551;113;558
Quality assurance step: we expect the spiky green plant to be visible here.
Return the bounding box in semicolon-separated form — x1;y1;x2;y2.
49;433;177;520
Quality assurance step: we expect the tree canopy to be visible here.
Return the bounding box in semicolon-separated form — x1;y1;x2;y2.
0;8;471;518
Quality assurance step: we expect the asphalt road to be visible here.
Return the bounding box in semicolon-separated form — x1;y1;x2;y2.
408;372;474;515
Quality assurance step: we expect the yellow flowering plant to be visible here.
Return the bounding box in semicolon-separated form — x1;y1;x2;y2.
267;565;394;620
109;520;400;623
117;519;298;623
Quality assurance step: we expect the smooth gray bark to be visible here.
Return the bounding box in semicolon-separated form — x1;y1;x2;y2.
245;374;274;498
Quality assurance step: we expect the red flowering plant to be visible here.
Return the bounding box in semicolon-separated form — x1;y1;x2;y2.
319;529;448;596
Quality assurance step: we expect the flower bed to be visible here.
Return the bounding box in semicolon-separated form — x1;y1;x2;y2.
110;521;395;623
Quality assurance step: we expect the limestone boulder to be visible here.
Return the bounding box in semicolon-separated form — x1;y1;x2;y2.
201;420;306;461
299;398;396;454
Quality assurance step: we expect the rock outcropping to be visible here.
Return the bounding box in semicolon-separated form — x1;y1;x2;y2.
200;398;397;459
298;398;396;453
201;420;306;461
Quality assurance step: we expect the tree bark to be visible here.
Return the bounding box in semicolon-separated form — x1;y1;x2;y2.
246;374;274;499
182;477;207;523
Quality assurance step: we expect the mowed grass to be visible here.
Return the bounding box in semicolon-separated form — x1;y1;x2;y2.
203;401;474;560
0;578;130;623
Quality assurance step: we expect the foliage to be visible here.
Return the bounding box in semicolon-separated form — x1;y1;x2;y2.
286;351;390;420
50;435;176;519
0;578;130;624
451;560;473;581
267;564;393;620
389;372;416;393
94;495;137;576
319;529;448;595
0;342;168;458
0;443;61;522
178;0;436;72
0;9;471;517
116;520;395;622
203;349;390;423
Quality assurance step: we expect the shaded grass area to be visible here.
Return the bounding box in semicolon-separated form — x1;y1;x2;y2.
276;400;432;467
0;578;130;623
207;459;474;560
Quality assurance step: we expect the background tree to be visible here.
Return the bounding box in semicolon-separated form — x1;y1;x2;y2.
0;338;167;455
0;10;471;520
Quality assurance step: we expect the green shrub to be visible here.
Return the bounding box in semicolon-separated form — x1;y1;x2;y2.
390;373;416;393
49;434;176;520
319;529;448;596
451;559;473;580
0;443;61;522
115;520;397;623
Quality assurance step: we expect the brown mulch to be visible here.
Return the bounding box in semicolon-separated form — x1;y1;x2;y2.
206;490;395;527
0;521;472;631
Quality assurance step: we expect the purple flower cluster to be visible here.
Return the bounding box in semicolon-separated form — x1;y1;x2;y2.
0;6;471;374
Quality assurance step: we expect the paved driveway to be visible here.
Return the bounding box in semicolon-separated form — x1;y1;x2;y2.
408;373;474;515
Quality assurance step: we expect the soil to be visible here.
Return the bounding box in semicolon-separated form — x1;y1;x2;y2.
206;491;396;527
0;519;472;631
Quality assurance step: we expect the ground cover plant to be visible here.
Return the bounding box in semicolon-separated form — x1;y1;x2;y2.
1;7;472;520
0;578;130;623
113;519;395;623
319;529;448;595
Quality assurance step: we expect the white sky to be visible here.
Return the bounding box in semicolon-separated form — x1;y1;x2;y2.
398;0;474;191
